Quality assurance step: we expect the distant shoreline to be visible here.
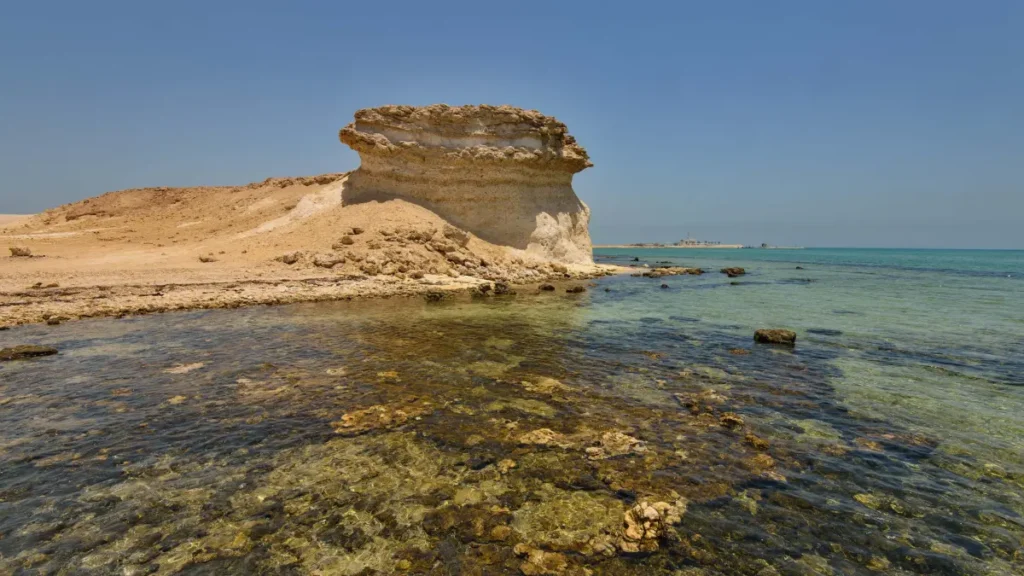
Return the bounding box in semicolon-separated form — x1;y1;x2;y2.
593;244;745;249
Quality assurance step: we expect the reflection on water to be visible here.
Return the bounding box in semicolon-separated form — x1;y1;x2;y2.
1;272;1023;575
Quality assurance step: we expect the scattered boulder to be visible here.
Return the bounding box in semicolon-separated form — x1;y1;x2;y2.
721;267;745;277
275;252;302;265
493;282;515;296
585;431;647;460
551;262;569;274
795;266;805;270
442;224;470;247
566;286;586;294
198;255;217;263
339;235;355;246
754;329;797;346
631;267;703;278
312;252;345;269
350;227;364;235
424;291;448;302
0;345;59;361
660;283;669;289
9;246;32;257
539;283;556;291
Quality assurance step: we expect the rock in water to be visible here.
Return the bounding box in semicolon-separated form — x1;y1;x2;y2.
721;267;745;277
0;345;58;361
754;329;797;345
339;104;594;264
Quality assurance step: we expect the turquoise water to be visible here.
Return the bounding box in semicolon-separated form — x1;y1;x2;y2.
0;248;1022;574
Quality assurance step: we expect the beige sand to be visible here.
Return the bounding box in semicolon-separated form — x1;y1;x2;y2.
0;215;30;227
0;175;616;328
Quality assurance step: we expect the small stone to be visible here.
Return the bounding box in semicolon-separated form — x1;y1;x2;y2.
350;227;364;235
46;317;62;326
729;348;750;355
539;283;555;291
720;267;745;277
168;395;188;405
494;282;515;296
276;252;301;265
719;412;745;429
566;285;586;294
497;459;517;474
339;235;355;245
754;329;796;345
198;255;217;263
744;432;770;451
0;345;58;361
9;246;32;257
660;283;669;289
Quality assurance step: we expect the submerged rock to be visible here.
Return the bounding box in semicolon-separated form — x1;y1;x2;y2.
720;267;745;277
0;345;58;361
566;286;586;294
754;329;797;345
618;499;687;553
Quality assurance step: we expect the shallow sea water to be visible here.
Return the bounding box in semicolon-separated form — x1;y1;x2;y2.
1;248;1022;575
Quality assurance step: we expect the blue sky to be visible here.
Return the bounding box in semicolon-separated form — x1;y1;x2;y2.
1;1;1021;248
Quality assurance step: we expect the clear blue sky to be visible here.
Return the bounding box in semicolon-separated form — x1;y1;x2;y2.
2;1;1021;248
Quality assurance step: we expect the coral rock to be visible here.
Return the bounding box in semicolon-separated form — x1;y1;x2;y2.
339;104;594;263
754;329;797;345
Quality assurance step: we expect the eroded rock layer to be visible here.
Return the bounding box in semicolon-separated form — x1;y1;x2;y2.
339;104;594;264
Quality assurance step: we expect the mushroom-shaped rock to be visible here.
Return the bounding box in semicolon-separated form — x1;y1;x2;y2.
339;104;594;264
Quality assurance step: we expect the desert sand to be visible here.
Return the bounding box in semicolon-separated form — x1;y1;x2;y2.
0;105;623;328
1;174;617;328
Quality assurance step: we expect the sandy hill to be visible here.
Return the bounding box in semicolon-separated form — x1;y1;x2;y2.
0;174;605;327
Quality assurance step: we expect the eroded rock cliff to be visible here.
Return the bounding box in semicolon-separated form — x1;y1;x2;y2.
339;104;594;264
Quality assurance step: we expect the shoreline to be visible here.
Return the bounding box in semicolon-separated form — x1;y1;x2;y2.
0;265;625;329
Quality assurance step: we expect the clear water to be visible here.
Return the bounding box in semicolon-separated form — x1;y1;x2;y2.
1;248;1022;575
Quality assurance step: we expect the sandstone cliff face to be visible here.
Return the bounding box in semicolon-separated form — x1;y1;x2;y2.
339;104;594;264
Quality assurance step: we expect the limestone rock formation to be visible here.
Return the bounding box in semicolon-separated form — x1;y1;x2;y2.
339;104;594;264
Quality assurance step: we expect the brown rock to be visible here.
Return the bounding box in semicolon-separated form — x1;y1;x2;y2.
566;286;586;294
1;345;59;361
539;284;556;291
754;329;797;345
9;246;32;257
720;267;745;277
339;235;355;245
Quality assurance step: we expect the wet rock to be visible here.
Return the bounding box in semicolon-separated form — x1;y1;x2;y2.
424;291;448;302
585;431;647;460
518;428;574;449
331;398;429;436
565;286;586;294
720;267;745;277
521;377;571;396
9;246;32;257
617;499;687;553
632;267;703;278
729;348;750;355
493;282;516;296
795;266;805;270
539;283;556;291
660;283;669;289
164;362;204;374
744;432;770;451
754;329;796;345
673;389;727;414
497;459;517;474
0;345;58;361
313;252;346;269
719;412;745;429
513;544;573;575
